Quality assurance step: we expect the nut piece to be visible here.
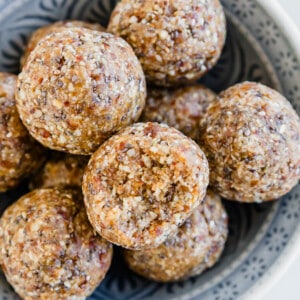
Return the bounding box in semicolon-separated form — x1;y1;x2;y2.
108;0;226;86
123;190;228;282
29;152;89;190
0;72;46;192
83;122;209;250
16;28;146;155
0;188;113;300
21;20;105;67
141;84;217;140
199;81;300;202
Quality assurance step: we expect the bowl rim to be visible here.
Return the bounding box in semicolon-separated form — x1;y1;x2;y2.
0;1;299;299
242;2;300;299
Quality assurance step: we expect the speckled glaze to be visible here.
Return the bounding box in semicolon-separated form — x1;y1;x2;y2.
0;0;299;300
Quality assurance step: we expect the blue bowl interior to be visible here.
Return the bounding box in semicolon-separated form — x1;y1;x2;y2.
0;1;299;300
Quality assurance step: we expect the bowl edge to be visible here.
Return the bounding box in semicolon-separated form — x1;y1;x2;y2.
236;1;300;299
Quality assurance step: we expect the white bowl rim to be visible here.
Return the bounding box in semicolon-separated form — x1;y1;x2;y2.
242;2;300;299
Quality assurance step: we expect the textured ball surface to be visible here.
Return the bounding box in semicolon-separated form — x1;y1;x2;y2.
124;190;228;282
199;82;300;202
83;122;209;250
0;72;45;192
108;0;226;86
21;20;105;67
141;84;217;140
16;28;146;155
29;152;89;190
0;188;113;300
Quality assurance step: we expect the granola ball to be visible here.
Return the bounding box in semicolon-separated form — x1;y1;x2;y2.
141;84;217;140
16;28;146;155
83;122;209;250
21;20;105;67
29;152;89;190
0;72;45;192
199;82;300;202
108;0;226;86
123;190;228;282
0;188;113;300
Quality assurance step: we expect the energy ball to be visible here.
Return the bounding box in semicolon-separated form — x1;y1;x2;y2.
199;82;300;202
123;190;228;282
16;28;146;155
83;122;209;250
0;72;45;192
29;152;89;190
141;84;217;140
0;188;113;300
108;0;226;86
21;20;105;67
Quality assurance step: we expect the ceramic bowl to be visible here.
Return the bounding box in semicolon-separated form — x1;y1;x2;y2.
0;0;299;299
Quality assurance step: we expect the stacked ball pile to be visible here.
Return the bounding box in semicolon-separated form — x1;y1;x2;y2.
0;1;299;299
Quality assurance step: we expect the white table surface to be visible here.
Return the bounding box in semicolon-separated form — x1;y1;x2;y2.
261;1;300;300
